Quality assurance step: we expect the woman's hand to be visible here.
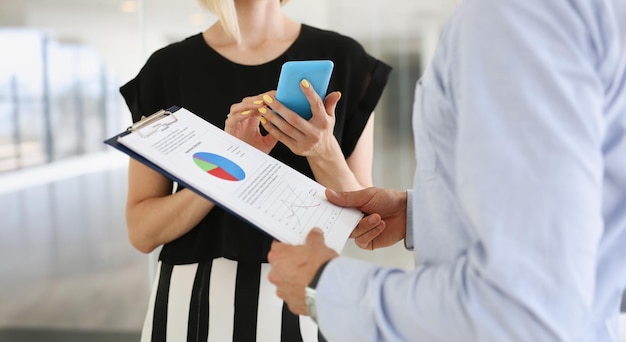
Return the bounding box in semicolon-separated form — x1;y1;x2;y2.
224;93;279;154
255;80;367;191
258;80;342;159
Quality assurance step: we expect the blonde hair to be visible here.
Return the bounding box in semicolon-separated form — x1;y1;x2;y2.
198;0;290;43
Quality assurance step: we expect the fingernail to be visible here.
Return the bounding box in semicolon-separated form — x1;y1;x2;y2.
241;110;250;115
253;100;263;105
259;116;267;124
368;216;378;225
262;95;273;104
336;91;342;100
301;79;310;88
258;107;267;114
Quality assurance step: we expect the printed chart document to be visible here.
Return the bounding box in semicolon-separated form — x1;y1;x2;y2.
105;107;363;252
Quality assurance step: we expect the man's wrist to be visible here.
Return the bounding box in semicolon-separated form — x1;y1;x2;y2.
404;189;414;250
305;260;331;323
308;260;330;289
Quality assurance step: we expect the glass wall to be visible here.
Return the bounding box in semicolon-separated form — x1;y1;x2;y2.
0;0;456;335
0;0;457;190
0;28;122;171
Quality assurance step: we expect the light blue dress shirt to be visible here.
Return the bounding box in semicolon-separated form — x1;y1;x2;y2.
316;0;626;340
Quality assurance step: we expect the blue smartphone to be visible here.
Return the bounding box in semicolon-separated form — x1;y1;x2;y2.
275;60;334;120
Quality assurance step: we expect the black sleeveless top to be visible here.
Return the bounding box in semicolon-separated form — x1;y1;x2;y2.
120;24;391;264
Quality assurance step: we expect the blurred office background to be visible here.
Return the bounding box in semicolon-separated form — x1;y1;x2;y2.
0;0;624;341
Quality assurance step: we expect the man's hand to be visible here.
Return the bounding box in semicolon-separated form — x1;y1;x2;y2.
326;187;408;250
267;228;338;315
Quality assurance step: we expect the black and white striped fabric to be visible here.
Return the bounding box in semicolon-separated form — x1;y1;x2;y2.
141;258;326;342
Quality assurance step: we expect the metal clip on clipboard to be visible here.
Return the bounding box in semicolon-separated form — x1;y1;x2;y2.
127;109;178;138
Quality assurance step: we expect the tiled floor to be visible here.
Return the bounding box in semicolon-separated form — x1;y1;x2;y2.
0;328;139;342
0;153;149;338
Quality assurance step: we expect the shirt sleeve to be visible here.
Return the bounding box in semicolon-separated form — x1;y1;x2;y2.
337;40;392;157
315;0;608;341
119;46;181;122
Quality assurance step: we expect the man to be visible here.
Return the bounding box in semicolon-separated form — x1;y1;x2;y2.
267;0;626;340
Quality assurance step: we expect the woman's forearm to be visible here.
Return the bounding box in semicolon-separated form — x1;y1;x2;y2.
126;188;215;253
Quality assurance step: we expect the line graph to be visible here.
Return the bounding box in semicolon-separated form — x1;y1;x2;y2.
281;186;321;224
262;184;339;234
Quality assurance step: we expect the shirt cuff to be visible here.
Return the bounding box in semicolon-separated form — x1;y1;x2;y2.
404;190;414;250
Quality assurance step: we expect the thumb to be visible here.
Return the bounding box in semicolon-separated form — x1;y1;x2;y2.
325;188;344;206
325;187;371;209
306;227;325;246
323;91;341;118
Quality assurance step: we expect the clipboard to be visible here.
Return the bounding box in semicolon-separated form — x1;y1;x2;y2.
104;106;185;193
104;106;363;252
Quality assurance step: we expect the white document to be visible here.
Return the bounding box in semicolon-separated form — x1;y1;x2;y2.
113;107;363;252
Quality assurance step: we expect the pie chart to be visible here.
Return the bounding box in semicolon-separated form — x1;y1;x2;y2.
193;152;245;181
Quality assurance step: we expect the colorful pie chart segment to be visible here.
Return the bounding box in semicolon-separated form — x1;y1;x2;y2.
193;152;245;181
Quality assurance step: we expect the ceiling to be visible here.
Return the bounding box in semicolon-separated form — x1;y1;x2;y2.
0;0;458;79
3;0;458;38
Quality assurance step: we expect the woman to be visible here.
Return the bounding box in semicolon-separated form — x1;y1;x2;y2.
120;0;391;340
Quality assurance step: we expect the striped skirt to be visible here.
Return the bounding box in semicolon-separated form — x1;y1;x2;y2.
141;258;326;342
